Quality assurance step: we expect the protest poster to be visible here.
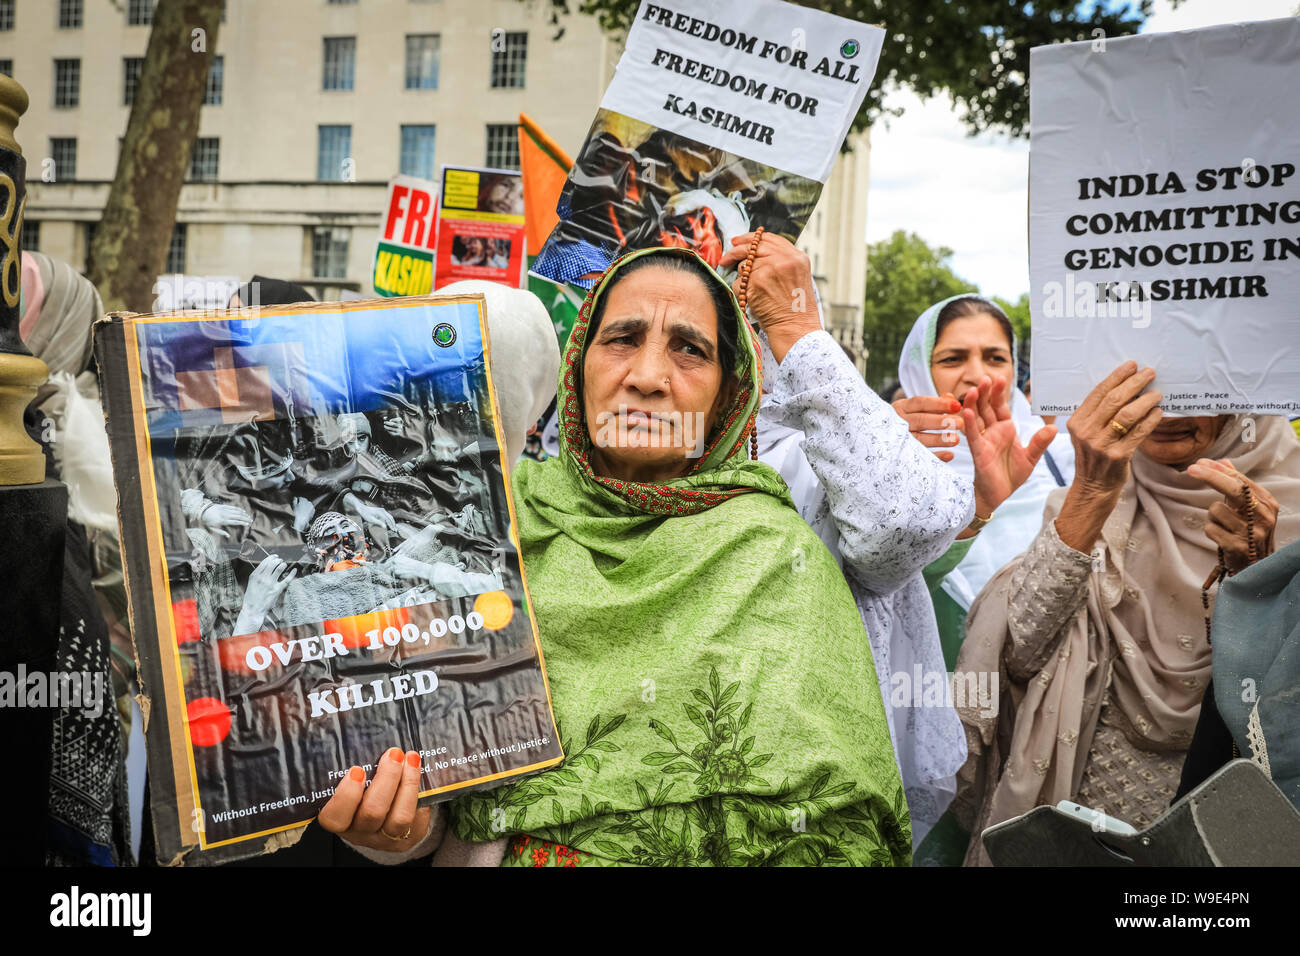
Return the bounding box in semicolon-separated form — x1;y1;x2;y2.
94;296;562;864
372;174;440;297
1029;18;1300;416
433;166;526;290
532;0;882;286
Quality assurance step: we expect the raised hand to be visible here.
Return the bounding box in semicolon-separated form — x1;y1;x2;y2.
1053;361;1164;553
718;231;820;363
961;376;1058;521
233;555;296;635
1066;361;1163;497
200;503;253;538
892;393;964;462
345;493;398;533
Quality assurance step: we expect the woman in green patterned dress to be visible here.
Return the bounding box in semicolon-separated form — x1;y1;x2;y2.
322;246;911;866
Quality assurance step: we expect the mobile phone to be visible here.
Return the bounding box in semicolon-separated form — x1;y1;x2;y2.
1055;800;1140;836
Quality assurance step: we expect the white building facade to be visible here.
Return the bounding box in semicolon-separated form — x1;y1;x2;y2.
3;0;868;350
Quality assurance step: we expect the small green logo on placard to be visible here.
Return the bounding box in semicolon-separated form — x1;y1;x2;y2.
432;323;457;347
840;39;860;58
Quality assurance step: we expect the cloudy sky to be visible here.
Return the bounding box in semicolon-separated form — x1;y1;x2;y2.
865;0;1298;300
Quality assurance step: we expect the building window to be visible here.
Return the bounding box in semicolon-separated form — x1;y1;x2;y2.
0;60;11;78
490;32;527;89
188;138;220;181
166;223;187;274
0;1;12;32
317;125;352;181
205;55;224;105
127;0;155;26
404;34;439;90
20;219;38;252
59;0;83;29
322;37;355;91
123;57;144;106
400;125;436;181
311;226;349;279
50;138;77;181
485;124;519;170
55;59;81;108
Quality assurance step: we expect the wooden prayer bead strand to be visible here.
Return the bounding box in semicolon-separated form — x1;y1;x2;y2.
735;227;765;460
1202;480;1256;647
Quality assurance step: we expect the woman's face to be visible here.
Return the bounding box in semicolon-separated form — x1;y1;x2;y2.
929;313;1014;403
466;238;484;257
1137;415;1228;466
582;265;732;483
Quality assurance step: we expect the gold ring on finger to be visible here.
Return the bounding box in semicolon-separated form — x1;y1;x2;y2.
380;824;412;841
1108;419;1129;438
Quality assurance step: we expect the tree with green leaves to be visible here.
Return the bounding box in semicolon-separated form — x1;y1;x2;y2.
992;292;1031;346
89;0;223;314
528;0;1168;137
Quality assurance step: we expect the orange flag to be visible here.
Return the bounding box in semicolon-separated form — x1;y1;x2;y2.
518;113;573;258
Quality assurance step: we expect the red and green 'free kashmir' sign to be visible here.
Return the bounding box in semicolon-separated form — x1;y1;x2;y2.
372;174;439;296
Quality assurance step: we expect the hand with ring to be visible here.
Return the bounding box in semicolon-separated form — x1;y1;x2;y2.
1053;361;1164;553
317;747;435;853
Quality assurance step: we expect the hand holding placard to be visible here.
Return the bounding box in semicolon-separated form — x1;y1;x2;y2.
1054;362;1163;554
319;749;435;853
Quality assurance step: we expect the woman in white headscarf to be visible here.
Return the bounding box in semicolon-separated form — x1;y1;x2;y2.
894;294;1069;668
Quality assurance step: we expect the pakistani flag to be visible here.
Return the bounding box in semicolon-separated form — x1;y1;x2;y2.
519;113;582;347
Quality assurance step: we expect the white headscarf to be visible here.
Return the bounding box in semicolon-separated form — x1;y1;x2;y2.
437;280;559;466
898;294;1074;609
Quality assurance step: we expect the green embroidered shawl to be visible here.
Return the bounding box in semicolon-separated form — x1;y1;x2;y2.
453;247;909;865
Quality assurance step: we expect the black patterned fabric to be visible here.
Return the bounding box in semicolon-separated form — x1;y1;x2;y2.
28;407;133;866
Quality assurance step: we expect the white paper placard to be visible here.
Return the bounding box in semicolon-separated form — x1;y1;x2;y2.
605;0;883;183
1029;18;1300;417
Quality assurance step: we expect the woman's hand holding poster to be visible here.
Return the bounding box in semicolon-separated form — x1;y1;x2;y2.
1029;18;1300;416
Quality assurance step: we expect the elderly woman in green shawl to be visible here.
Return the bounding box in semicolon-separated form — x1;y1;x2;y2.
318;245;911;866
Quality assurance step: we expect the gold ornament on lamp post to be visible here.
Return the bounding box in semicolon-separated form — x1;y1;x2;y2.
0;73;47;486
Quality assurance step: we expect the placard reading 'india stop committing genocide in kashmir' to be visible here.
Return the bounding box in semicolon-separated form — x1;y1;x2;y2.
531;0;883;286
1029;17;1300;417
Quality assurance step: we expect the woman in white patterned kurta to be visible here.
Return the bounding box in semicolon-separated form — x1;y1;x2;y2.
744;239;1059;846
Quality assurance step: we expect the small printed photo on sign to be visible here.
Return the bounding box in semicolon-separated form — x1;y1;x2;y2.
475;173;525;216
451;235;512;269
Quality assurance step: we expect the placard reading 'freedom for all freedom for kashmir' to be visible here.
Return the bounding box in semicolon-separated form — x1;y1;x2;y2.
1029;17;1300;416
532;0;883;286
